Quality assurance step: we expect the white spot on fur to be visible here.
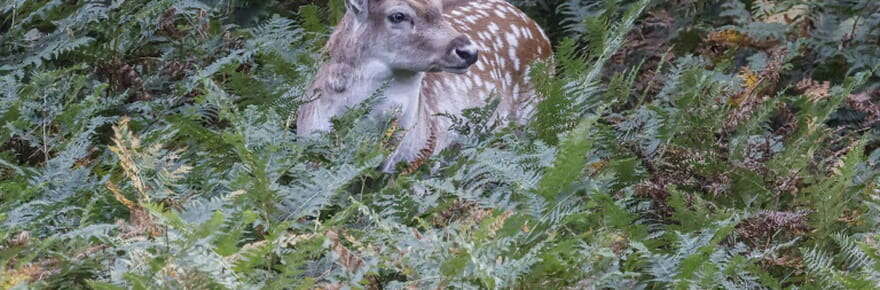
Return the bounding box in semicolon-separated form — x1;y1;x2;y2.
510;24;521;38
509;47;520;69
505;32;519;47
488;23;500;34
524;27;533;39
476;41;490;51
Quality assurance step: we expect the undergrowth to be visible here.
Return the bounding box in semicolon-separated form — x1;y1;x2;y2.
2;0;880;289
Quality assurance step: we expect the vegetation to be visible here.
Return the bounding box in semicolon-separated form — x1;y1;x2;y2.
2;0;880;288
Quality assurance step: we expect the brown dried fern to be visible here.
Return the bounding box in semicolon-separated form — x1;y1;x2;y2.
736;210;811;247
401;125;437;175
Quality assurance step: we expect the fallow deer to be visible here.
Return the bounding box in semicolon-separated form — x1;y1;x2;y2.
296;0;552;171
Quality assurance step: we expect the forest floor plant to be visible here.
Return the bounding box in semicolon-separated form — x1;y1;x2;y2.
2;0;880;288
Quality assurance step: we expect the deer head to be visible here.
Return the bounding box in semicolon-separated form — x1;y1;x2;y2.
298;0;481;135
336;0;480;74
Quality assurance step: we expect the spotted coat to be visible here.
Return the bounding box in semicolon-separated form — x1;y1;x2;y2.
423;0;552;123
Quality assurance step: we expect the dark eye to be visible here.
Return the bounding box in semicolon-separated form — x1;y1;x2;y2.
388;12;408;24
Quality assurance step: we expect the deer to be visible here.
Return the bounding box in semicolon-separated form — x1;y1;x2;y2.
296;0;552;172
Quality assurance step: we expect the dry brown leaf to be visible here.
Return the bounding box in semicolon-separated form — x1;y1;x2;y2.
327;230;365;274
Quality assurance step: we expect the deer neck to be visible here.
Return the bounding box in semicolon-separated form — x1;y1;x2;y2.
381;70;424;128
317;58;425;129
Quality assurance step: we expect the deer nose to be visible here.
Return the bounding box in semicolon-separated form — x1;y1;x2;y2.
455;47;479;66
449;36;479;67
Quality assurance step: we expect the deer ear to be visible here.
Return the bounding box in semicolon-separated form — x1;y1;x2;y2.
345;0;369;20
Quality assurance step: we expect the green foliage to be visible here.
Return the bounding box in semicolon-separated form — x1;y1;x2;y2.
2;0;880;288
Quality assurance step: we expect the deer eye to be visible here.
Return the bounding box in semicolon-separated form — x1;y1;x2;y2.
388;12;408;24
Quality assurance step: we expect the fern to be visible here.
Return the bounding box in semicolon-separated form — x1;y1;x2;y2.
4;0;880;288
